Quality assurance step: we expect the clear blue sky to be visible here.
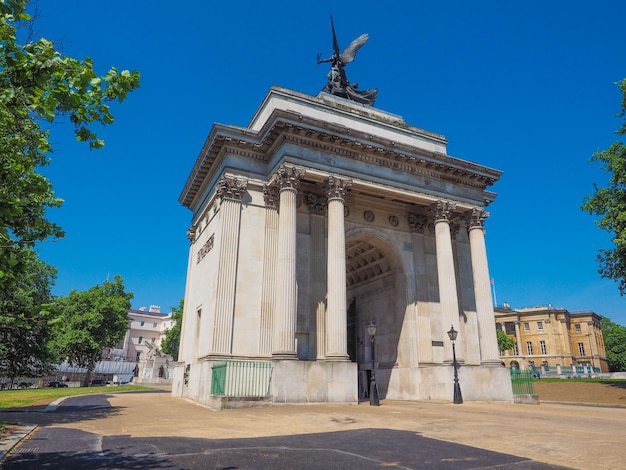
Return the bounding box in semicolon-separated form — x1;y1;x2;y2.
35;1;626;325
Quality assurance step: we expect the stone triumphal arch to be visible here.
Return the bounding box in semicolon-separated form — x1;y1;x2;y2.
172;87;513;405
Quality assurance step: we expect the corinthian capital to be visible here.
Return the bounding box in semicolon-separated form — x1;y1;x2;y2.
323;175;352;200
263;184;280;209
187;224;197;243
408;213;428;233
307;193;327;215
216;176;247;201
431;200;456;222
274;164;305;190
466;207;489;228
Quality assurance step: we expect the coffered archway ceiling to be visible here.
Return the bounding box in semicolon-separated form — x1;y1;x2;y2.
346;239;392;289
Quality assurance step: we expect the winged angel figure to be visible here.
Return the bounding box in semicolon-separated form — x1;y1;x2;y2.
317;17;378;106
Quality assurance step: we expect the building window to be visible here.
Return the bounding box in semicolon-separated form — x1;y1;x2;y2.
496;324;502;331
575;324;581;333
540;340;547;354
507;323;516;334
140;321;145;327
513;344;519;355
523;322;530;331
138;336;143;344
537;321;543;330
526;341;533;355
578;343;585;356
153;322;157;328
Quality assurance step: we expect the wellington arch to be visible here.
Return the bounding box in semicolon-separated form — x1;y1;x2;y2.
171;86;514;406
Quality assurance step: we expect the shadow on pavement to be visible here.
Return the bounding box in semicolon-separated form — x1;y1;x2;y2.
3;427;572;469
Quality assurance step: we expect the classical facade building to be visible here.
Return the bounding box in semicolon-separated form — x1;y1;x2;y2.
495;306;609;374
172;86;513;405
109;305;174;362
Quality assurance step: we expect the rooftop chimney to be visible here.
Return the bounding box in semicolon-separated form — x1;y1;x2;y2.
149;305;161;313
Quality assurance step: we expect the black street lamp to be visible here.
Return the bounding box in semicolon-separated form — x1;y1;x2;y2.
447;324;463;404
367;320;380;406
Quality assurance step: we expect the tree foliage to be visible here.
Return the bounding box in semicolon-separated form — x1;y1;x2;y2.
52;275;133;386
582;79;626;293
600;316;626;372
0;0;140;287
0;247;58;386
497;329;516;354
161;299;183;361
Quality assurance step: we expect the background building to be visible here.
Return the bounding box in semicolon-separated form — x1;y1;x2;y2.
112;305;174;362
495;306;609;374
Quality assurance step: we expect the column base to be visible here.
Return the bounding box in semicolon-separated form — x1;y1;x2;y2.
324;354;350;362
481;359;505;367
272;352;298;360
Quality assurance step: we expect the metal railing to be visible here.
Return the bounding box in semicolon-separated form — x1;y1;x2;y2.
510;369;535;395
211;360;272;397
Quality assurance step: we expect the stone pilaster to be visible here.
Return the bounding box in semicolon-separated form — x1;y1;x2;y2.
467;208;501;364
307;193;328;359
324;175;352;361
259;185;279;355
272;165;305;358
408;211;433;363
211;176;247;356
432;200;461;361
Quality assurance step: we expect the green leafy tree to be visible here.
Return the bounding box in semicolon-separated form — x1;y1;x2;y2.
497;329;516;355
582;79;626;292
600;316;626;372
53;275;133;386
161;299;183;361
0;247;58;387
0;1;140;287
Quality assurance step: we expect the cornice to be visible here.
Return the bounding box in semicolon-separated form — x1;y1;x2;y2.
179;105;502;209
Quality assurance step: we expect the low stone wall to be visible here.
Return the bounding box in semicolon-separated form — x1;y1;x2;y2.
271;360;358;404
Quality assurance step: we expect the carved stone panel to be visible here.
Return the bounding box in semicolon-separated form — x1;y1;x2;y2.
196;234;215;263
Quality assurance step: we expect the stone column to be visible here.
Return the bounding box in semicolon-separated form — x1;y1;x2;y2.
514;320;522;355
272;165;305;359
211;176;247;356
307;193;328;359
259;185;279;356
324;175;352;361
467;208;501;364
432;200;460;361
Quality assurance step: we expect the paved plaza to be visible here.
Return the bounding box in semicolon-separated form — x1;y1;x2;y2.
1;389;624;469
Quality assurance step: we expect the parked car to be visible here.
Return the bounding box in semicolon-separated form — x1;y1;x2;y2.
45;381;68;388
88;379;109;386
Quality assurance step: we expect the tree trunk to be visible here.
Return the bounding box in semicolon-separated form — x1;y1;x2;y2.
82;351;99;387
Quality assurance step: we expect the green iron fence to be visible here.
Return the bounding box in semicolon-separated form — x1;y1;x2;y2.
510;369;535;395
211;360;272;397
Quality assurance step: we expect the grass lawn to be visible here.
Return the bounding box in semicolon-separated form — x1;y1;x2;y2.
0;385;150;410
